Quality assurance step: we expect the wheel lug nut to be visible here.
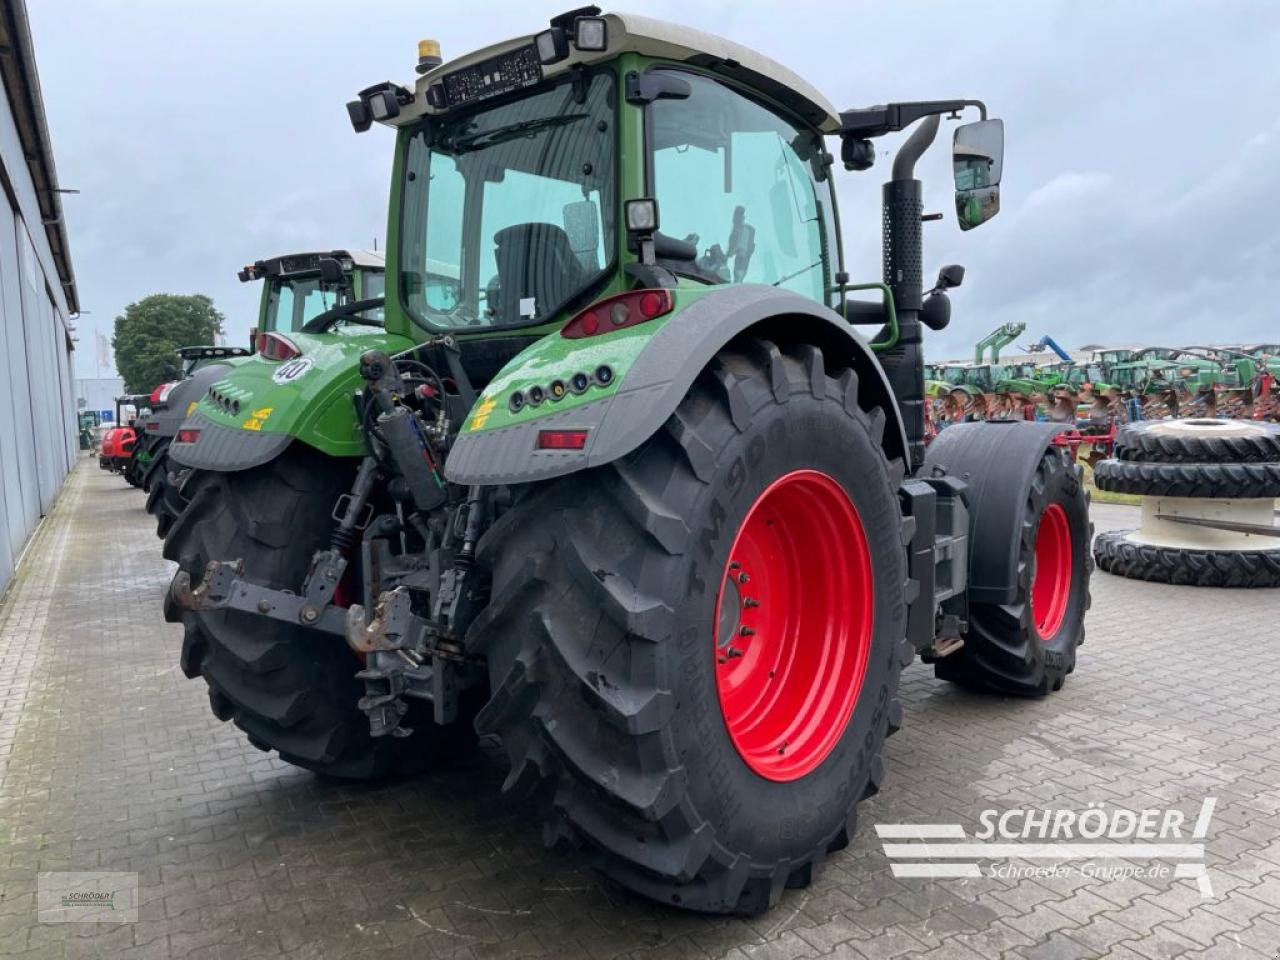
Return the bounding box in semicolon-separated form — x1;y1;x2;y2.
744;598;759;608
737;572;750;584
726;646;742;658
739;626;755;637
729;561;741;570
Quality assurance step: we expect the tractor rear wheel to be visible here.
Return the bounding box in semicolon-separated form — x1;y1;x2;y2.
935;448;1091;695
162;446;475;778
143;451;186;540
466;339;909;914
141;437;170;493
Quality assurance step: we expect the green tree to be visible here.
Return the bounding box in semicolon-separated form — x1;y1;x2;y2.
112;294;225;393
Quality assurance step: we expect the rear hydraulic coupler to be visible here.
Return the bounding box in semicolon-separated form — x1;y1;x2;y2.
360;350;448;514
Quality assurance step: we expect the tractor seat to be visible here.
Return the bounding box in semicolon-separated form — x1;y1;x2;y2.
493;222;584;324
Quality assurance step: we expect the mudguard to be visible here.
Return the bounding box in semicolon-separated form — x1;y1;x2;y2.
446;285;908;485
922;420;1068;605
147;362;239;440
167;329;414;471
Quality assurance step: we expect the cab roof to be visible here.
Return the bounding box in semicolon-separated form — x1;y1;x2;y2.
402;11;841;132
248;249;385;280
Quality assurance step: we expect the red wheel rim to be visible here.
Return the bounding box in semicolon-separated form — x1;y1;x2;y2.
712;470;874;782
1031;502;1072;639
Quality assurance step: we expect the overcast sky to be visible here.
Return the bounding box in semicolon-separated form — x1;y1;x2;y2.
29;0;1280;379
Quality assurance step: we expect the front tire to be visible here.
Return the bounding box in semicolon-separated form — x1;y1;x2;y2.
935;448;1092;695
162;446;475;778
467;339;909;914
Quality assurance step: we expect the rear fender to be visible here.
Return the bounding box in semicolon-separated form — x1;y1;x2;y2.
445;285;908;485
146;362;239;440
922;420;1068;604
168;330;413;471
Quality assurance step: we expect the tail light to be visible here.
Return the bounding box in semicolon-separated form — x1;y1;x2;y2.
537;429;589;450
256;331;301;361
150;381;177;405
177;428;201;444
561;289;673;339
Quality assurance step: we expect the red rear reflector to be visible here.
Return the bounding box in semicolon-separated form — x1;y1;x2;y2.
177;428;201;444
561;288;673;339
257;331;301;361
537;429;589;450
146;421;159;431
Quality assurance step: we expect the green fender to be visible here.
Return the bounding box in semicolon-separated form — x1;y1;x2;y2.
168;329;415;471
445;284;909;485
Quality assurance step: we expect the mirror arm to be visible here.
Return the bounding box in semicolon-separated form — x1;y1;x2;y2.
838;99;986;140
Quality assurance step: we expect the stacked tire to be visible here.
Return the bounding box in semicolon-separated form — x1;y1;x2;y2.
1093;419;1280;587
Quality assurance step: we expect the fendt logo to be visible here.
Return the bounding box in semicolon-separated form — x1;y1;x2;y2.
876;798;1217;896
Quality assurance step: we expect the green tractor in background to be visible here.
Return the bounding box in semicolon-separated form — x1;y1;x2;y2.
162;10;1091;915
144;250;385;537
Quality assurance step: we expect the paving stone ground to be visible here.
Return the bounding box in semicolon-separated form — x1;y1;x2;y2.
1;459;1278;959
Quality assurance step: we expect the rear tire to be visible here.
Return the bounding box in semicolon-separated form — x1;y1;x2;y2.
935;449;1092;696
1094;530;1280;587
162;445;476;778
466;339;909;914
144;454;185;540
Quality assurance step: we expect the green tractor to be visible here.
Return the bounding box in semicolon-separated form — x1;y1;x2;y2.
163;11;1091;915
144;251;386;536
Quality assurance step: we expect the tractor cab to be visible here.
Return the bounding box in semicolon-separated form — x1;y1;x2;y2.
239;249;386;338
177;345;252;377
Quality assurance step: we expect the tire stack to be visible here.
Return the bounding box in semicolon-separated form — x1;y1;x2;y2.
1093;419;1280;587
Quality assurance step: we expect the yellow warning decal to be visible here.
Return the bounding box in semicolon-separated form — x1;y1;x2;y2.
469;394;497;431
243;407;273;431
186;400;198;416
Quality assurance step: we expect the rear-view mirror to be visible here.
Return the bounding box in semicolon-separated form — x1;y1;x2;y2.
953;118;1003;230
318;257;345;284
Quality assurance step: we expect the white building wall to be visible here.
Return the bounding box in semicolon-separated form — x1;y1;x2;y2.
0;29;77;595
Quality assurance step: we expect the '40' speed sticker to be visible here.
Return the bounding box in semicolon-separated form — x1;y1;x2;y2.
272;357;314;384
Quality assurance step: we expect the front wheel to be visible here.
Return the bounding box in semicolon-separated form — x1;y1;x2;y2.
467;339;909;914
935;447;1092;695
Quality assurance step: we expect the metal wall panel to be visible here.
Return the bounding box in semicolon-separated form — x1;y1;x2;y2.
0;200;18;583
0;202;39;580
0;209;76;596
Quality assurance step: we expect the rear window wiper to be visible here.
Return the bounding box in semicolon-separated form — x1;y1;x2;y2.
445;113;588;153
302;297;386;333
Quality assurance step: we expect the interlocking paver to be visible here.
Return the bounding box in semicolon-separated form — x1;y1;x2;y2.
2;462;1279;959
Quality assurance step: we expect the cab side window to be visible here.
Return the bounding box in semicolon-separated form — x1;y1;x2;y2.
648;71;832;302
